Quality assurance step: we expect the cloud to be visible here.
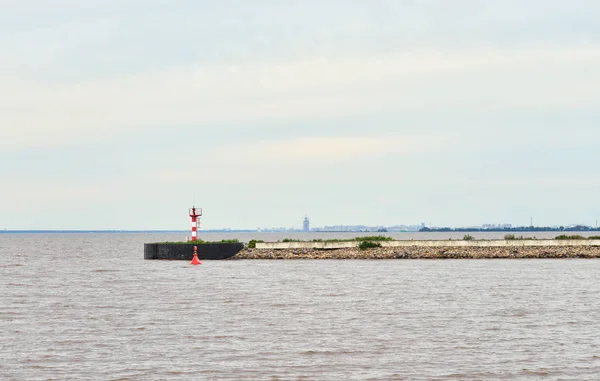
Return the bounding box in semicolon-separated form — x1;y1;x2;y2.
252;138;393;158
229;136;445;160
149;134;447;186
1;1;600;229
2;44;600;152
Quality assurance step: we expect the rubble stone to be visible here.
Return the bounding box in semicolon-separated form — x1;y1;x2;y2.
232;246;600;260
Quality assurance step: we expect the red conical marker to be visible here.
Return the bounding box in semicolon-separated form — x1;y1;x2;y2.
191;246;201;265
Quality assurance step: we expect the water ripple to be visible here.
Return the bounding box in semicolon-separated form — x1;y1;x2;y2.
2;233;600;380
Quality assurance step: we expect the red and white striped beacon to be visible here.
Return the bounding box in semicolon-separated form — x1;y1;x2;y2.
189;206;202;241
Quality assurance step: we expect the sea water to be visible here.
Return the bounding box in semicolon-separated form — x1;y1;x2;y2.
1;233;600;380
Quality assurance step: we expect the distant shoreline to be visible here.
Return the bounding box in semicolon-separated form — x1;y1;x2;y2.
420;227;600;233
0;230;188;233
2;229;599;234
0;230;255;233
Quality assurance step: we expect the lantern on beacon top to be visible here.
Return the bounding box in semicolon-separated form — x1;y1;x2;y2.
189;206;202;242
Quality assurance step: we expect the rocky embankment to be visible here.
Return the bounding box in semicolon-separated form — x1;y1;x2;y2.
234;246;600;259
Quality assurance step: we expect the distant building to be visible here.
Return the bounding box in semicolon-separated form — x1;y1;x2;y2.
482;224;513;229
302;216;310;232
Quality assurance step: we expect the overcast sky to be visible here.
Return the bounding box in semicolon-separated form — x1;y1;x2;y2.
1;0;600;230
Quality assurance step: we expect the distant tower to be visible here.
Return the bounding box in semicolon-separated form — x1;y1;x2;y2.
189;206;202;241
303;216;310;232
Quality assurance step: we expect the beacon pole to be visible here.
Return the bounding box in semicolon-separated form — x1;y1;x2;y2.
189;206;202;242
189;206;203;265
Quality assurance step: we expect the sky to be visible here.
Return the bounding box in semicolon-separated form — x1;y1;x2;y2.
1;0;600;230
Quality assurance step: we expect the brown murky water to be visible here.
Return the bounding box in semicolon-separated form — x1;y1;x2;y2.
2;233;600;380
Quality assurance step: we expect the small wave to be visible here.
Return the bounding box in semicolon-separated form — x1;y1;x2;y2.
0;312;22;320
521;368;551;376
268;303;295;308
301;350;356;356
28;365;57;370
56;339;86;344
441;372;499;379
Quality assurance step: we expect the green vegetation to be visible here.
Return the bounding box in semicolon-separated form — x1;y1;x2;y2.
248;239;264;248
355;236;393;241
554;235;600;240
160;240;206;244
463;234;475;241
358;241;382;250
555;235;586;240
279;236;393;243
504;234;527;240
160;239;240;244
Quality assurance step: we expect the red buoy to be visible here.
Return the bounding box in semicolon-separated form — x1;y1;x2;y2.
191;246;201;265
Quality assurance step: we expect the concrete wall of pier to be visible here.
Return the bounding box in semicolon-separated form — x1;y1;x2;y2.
144;242;244;260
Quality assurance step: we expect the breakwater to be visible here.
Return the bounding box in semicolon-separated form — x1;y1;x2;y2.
234;245;600;259
144;242;244;260
255;239;600;249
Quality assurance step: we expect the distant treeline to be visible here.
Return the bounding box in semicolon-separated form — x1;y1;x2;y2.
420;225;600;232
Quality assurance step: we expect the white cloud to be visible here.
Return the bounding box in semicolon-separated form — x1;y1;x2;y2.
2;44;600;151
229;137;431;159
147;134;448;186
2;1;600;229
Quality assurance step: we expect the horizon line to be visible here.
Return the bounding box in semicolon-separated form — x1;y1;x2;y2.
1;226;599;233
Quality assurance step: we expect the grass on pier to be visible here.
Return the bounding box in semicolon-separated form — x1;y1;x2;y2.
504;234;528;240
159;239;241;244
358;241;382;250
555;235;588;240
161;235;600;248
280;235;394;243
